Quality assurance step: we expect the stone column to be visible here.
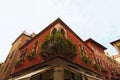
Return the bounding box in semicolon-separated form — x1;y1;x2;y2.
53;66;64;80
81;74;85;80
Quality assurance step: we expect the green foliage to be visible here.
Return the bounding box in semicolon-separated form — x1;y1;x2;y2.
80;49;92;64
15;57;24;66
107;56;117;64
82;56;92;64
80;50;86;57
27;50;36;60
93;63;99;69
40;31;77;59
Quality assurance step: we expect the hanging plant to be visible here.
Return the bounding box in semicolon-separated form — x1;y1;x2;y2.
15;57;24;66
27;50;36;60
82;56;92;64
93;63;99;69
39;30;77;59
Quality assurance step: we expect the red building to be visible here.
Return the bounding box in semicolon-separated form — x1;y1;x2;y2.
85;38;120;80
9;18;120;80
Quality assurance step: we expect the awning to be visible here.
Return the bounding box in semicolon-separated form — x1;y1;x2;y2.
12;67;49;80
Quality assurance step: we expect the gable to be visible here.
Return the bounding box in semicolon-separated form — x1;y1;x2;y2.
20;18;93;53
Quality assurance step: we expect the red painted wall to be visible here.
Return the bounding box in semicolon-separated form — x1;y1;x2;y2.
12;19;120;79
13;27;51;73
13;24;100;75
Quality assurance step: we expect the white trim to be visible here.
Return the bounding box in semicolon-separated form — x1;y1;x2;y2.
11;67;49;80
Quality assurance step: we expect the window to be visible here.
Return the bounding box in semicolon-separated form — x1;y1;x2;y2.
118;45;120;51
97;59;104;69
4;62;9;72
33;41;38;53
85;77;88;80
97;59;102;68
99;60;103;68
79;75;83;80
61;28;65;36
25;39;29;44
30;69;53;80
20;48;27;60
106;62;109;69
51;27;66;37
111;65;115;72
34;41;38;49
10;50;15;59
79;45;86;57
51;28;57;35
91;56;95;63
93;44;96;51
64;70;83;80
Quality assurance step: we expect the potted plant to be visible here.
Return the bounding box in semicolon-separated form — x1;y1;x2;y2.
39;30;77;59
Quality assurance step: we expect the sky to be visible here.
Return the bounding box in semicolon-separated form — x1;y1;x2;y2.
0;0;120;62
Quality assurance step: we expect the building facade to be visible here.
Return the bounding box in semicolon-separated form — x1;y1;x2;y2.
111;40;120;63
4;18;120;80
0;62;3;72
85;38;120;80
113;54;120;63
111;39;120;54
0;32;33;80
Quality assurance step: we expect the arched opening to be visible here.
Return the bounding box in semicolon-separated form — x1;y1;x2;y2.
61;28;65;36
51;28;57;35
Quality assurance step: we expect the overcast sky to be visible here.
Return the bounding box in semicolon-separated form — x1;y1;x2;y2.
0;0;120;62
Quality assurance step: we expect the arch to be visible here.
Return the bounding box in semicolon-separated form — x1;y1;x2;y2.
61;28;65;36
51;28;57;35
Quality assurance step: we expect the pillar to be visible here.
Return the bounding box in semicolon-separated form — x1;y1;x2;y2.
54;66;64;80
